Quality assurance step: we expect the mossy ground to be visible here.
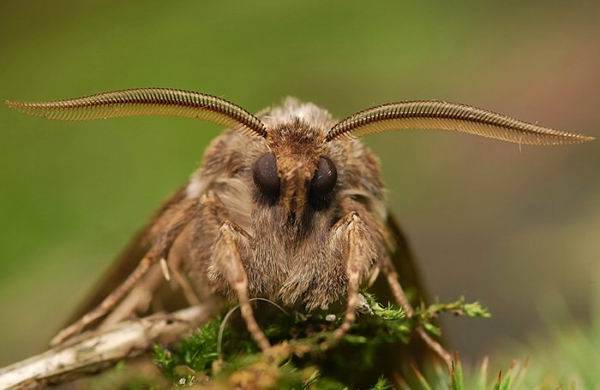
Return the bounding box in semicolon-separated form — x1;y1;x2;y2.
152;294;490;389
87;291;600;389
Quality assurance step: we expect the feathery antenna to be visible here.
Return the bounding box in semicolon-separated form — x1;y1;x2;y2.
6;88;268;138
327;100;593;145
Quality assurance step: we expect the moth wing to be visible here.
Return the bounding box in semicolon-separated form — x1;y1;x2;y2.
370;211;429;305
64;186;189;325
369;211;436;369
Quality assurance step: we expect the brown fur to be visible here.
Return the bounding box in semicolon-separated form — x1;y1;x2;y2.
176;98;388;311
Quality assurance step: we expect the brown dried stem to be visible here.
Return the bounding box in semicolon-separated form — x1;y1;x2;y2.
0;303;215;389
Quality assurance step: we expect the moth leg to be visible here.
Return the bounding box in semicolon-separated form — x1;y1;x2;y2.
171;266;201;306
51;199;199;346
98;267;160;330
322;212;370;349
51;256;156;345
212;221;271;351
382;258;452;369
98;243;201;330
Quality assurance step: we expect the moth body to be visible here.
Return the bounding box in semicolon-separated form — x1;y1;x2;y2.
179;98;385;311
7;87;591;361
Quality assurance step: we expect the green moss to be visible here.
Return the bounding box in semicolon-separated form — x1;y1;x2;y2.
153;295;490;388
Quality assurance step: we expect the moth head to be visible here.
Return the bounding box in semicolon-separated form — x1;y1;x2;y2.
252;121;337;220
252;152;337;217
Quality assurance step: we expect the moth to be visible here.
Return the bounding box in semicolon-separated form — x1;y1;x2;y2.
6;89;593;366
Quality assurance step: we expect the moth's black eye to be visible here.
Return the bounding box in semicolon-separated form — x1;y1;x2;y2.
253;153;280;199
309;157;337;208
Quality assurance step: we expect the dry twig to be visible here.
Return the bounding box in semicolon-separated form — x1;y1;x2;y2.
0;303;215;389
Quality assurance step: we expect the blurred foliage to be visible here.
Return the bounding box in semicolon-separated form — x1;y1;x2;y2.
1;0;599;369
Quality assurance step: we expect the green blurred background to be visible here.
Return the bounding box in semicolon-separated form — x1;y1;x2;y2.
1;1;598;367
